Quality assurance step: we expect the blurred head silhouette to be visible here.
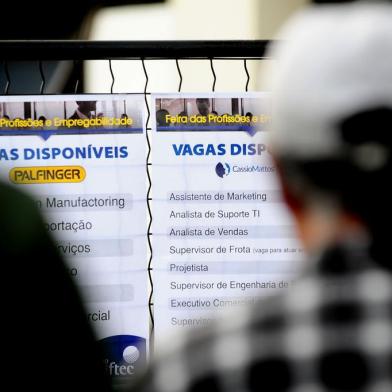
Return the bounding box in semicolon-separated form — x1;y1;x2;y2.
156;109;170;126
266;2;392;265
76;101;97;117
131;4;392;392
196;98;211;116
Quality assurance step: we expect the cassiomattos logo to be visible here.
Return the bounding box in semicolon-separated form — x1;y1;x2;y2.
215;162;231;178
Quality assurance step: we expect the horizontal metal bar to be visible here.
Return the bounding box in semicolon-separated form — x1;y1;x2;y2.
0;40;272;60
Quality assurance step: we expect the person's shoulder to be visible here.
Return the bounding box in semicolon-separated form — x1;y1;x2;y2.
133;291;297;392
0;181;38;217
0;182;48;254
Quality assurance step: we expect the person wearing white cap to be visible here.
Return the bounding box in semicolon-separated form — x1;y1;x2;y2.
134;2;392;391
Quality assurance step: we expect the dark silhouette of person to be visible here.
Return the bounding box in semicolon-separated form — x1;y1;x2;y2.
194;98;213;127
38;115;47;128
156;109;170;127
0;181;112;391
69;101;97;119
134;3;392;392
0;114;10;128
120;113;131;128
195;98;211;116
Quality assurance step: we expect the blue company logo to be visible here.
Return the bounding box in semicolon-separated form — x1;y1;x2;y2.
100;335;146;379
215;162;231;178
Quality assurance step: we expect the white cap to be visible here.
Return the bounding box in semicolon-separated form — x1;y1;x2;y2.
265;2;392;160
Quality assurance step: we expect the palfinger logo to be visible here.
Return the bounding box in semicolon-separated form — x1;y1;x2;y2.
9;166;86;184
215;162;231;178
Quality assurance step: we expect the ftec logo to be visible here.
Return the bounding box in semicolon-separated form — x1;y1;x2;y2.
215;162;231;178
100;335;146;378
